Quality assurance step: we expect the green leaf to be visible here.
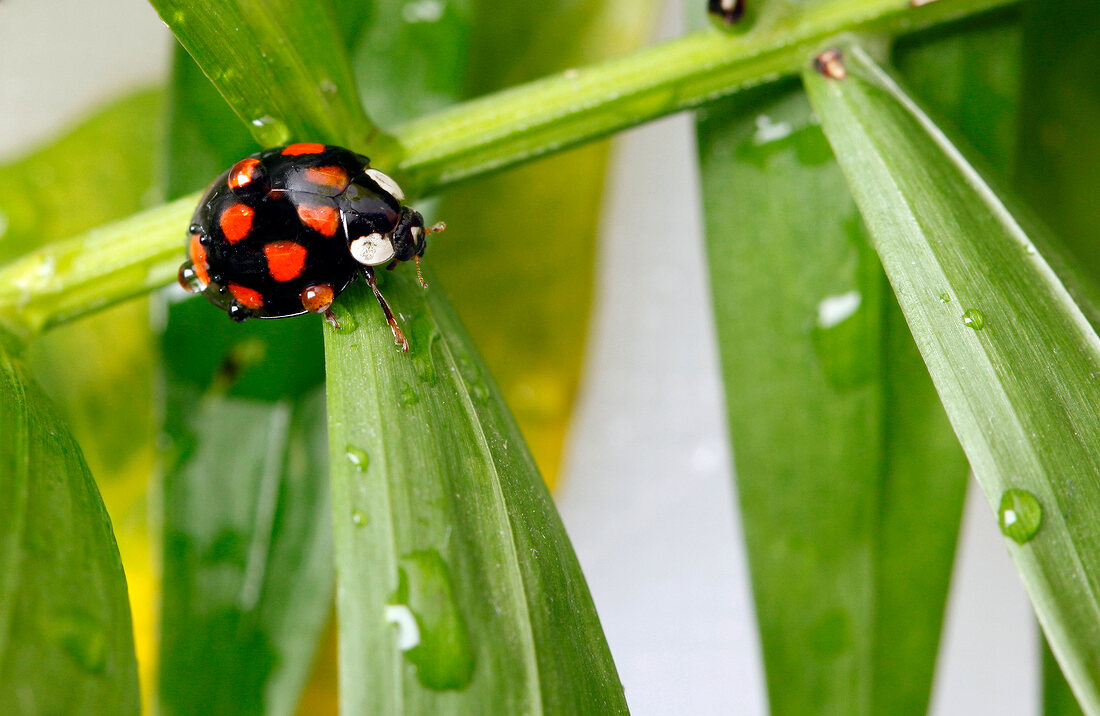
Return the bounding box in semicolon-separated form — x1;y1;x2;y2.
804;43;1100;713
696;81;966;715
1045;635;1087;716
0;88;166;698
0;339;139;714
0;90;161;263
158;380;331;716
893;8;1023;177
324;271;625;714
149;0;383;151
1016;0;1100;710
156;46;333;716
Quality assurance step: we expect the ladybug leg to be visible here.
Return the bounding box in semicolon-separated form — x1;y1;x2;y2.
362;266;409;352
414;255;428;289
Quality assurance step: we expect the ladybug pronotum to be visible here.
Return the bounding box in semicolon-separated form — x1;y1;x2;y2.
178;143;444;352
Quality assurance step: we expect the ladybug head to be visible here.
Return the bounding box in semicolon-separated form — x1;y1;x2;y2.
347;205;433;268
391;207;427;262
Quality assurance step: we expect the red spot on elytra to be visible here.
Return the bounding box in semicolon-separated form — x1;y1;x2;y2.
220;203;254;244
282;143;326;156
228;283;264;309
300;284;335;313
304;165;349;192
296;204;340;237
228;157;262;191
264;241;308;282
189;234;211;287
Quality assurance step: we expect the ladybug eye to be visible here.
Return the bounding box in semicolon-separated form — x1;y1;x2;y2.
227;157;268;194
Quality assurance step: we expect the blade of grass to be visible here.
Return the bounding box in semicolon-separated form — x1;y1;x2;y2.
325;269;625;714
697;79;967;715
0;89;166;703
1044;635;1087;716
148;0;384;152
0;338;139;714
158;378;331;716
804;43;1100;713
0;0;1020;337
156;46;334;716
1017;1;1100;710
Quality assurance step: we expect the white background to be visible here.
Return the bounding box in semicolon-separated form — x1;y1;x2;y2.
0;0;1038;713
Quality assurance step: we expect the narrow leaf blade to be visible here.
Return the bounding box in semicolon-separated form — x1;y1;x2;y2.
0;341;139;714
149;0;381;150
325;272;626;714
804;44;1100;712
1017;1;1100;710
697;80;967;715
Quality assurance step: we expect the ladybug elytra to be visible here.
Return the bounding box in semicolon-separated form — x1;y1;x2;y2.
178;143;444;352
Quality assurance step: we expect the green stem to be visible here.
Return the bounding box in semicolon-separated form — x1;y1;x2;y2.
0;0;1018;337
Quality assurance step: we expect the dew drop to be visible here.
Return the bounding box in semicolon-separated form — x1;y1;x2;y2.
402;0;444;23
345;446;369;472
351;508;367;527
45;609;107;673
939;292;951;303
177;261;202;293
998;489;1042;544
250;115;290;146
388;550;475;690
962;308;985;330
816;291;861;330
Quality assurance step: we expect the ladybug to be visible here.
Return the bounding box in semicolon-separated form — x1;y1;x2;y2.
177;143;444;351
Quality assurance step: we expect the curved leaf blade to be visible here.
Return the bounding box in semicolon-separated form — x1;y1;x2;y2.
149;0;382;151
325;272;626;714
0;341;139;714
804;44;1100;713
697;80;968;715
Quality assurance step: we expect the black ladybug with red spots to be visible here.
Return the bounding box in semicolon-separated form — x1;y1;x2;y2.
178;143;444;352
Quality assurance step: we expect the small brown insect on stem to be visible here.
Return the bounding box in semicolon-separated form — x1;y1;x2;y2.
708;0;746;25
814;49;847;80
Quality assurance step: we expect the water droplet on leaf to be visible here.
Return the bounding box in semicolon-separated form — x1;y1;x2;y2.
352;508;367;526
998;489;1041;544
249;115;290;146
939;292;951;303
45;609;107;673
962;309;985;330
346;446;369;472
388;550;475;690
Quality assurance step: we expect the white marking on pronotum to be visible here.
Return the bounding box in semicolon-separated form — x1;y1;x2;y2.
350;232;396;266
817;291;862;329
384;605;421;650
365;168;405;201
410;225;422;242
